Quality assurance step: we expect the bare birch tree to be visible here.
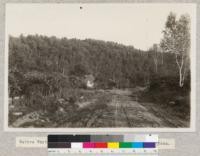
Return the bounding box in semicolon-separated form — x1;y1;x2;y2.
150;44;159;73
160;12;190;87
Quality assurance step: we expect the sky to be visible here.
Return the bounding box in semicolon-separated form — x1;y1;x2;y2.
6;3;196;50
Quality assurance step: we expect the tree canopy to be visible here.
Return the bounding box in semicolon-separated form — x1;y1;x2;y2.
9;33;188;98
160;12;190;87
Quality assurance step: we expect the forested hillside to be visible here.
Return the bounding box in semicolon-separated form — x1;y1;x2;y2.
8;35;191;127
9;35;183;93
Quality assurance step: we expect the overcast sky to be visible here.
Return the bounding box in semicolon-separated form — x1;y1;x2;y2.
6;3;196;50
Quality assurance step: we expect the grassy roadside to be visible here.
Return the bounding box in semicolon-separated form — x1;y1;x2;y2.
9;89;111;128
138;76;190;121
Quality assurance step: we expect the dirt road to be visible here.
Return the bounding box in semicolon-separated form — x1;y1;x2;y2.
84;89;189;128
11;88;189;128
90;90;161;127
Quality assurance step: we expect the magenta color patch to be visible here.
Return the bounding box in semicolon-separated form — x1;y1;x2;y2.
83;142;95;148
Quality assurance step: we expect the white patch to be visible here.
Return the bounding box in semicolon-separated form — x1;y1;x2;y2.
14;96;20;100
87;80;94;88
12;112;23;116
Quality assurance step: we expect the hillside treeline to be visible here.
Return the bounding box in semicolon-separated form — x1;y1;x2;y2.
9;35;189;101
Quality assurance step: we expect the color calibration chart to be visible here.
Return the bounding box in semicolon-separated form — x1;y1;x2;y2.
48;134;158;155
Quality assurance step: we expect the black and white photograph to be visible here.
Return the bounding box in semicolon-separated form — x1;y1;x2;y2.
5;3;196;130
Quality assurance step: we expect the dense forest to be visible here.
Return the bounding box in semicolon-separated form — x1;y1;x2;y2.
9;34;191;101
9;35;184;91
8;34;190;127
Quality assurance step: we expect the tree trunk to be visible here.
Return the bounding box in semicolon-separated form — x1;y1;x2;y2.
179;68;184;87
161;52;164;65
176;54;185;87
153;59;158;73
155;61;158;73
11;96;13;105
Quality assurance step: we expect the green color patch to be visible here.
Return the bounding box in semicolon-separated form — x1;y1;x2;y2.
119;142;132;148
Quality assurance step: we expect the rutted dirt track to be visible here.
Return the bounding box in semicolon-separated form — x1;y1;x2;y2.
90;90;165;127
79;89;189;128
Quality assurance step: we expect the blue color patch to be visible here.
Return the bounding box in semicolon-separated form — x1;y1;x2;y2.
132;142;143;148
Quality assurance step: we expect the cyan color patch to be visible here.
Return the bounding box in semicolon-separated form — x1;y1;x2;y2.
132;142;143;148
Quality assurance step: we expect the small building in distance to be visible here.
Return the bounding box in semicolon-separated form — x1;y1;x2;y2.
85;74;95;89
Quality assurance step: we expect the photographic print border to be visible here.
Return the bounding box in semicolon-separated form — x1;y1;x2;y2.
4;2;197;132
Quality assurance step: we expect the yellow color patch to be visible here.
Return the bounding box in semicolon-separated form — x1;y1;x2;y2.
107;142;119;148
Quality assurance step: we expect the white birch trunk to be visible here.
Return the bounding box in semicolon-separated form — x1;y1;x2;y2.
175;54;185;87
